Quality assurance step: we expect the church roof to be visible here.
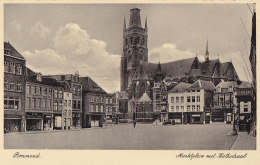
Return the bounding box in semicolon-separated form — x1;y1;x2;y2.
168;82;192;93
140;57;196;78
201;59;220;77
137;92;152;102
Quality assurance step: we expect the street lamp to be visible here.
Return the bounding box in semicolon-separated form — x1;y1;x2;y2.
230;93;237;135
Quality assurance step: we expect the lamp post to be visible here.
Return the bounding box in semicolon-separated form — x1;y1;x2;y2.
231;93;237;135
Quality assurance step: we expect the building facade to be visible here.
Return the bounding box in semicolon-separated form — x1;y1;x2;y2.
4;42;26;133
168;80;215;124
44;73;82;129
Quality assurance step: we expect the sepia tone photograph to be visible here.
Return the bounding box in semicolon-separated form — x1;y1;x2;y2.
3;2;256;151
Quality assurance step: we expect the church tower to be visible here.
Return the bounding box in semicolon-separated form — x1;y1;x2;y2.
120;8;148;91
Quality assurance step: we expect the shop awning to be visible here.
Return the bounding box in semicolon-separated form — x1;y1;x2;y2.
192;114;201;117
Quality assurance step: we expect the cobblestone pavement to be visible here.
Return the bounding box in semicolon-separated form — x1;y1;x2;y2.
5;123;237;150
230;132;256;150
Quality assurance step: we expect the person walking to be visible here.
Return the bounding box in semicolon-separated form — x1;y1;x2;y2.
246;116;251;134
133;112;136;128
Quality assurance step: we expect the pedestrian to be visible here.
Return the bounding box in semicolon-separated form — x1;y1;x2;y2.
133;120;136;128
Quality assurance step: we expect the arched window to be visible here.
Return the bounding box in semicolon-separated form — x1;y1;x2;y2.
141;37;145;45
140;83;146;96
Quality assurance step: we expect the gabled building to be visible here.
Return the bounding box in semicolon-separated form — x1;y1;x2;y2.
168;80;215;124
79;76;107;128
4;42;26;133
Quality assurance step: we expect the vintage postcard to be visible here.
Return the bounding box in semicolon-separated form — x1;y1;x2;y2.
0;0;259;164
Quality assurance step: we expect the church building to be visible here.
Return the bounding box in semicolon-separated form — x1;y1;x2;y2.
120;8;239;122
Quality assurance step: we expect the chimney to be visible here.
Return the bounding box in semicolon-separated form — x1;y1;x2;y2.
129;8;142;28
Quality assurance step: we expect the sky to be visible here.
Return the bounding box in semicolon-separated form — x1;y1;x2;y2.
4;4;254;93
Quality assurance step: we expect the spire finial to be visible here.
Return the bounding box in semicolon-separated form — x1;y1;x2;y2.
205;39;209;61
145;15;147;29
124;16;126;30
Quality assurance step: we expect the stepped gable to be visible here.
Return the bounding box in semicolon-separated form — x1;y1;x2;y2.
168;82;192;93
4;42;25;60
139;57;196;79
79;76;107;94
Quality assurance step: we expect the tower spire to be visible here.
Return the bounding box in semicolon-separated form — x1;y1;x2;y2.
205;39;209;61
145;15;147;29
124;16;126;30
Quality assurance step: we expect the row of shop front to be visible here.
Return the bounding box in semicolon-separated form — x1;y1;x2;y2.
4;112;81;133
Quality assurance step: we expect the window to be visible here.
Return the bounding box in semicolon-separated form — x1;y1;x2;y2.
176;97;179;103
26;85;31;94
10;63;15;74
196;96;200;102
64;100;67;107
54;101;58;111
33;86;37;94
187;105;191;112
101;105;104;112
192;96;195;102
54;90;58;98
176;106;179;112
59;101;62;111
26;97;31;108
244;104;248;112
196;105;200;111
90;96;94;102
4;61;8;72
73;100;77;109
49;88;53;97
68;100;71;107
37;98;41;108
43;99;46;109
48;99;52;109
171;106;175;112
59;90;63;98
32;98;36;108
101;97;104;103
187;96;191;102
181;106;184;112
16;82;21;91
106;98;109;104
43;88;47;96
4;97;21;110
17;64;22;75
171;97;174;103
4;80;8;90
181;97;184;103
96;105;99;112
91;105;94;111
10;82;15;91
77;101;81;109
192;105;195;111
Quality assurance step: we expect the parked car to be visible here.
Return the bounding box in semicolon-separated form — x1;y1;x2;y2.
163;119;175;125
